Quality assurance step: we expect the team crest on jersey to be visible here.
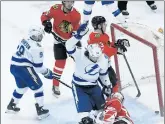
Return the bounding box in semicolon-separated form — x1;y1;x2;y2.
59;20;73;33
85;64;100;75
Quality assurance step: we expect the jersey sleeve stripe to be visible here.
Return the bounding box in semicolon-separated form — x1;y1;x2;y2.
83;10;92;15
12;56;43;67
67;48;76;54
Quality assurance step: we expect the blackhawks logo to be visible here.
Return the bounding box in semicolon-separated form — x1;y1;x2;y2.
59;20;73;33
53;4;59;9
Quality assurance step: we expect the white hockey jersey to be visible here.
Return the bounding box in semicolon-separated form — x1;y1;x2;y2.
11;38;47;74
66;37;111;86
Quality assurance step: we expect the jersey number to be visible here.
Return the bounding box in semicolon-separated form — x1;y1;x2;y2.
16;45;25;56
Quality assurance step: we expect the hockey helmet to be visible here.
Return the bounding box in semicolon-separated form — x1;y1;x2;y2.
28;25;45;42
87;43;103;62
91;16;106;30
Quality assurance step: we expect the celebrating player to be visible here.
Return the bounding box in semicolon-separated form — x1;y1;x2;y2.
5;26;59;119
65;22;112;124
41;1;81;96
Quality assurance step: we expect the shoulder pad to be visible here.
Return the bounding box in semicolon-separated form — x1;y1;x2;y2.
52;4;59;10
73;7;80;14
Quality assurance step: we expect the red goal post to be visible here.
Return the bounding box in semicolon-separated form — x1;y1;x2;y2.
110;23;164;117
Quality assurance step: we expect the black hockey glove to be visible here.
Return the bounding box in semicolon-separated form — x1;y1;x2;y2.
102;85;112;97
114;39;130;55
80;116;94;124
43;20;52;33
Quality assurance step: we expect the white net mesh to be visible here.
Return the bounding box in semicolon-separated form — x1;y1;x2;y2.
110;23;164;114
111;23;164;87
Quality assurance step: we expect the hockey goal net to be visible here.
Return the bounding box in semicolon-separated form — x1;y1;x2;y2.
110;23;164;117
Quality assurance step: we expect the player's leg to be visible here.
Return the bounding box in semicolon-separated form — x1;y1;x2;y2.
101;1;121;18
72;84;93;113
79;85;105;124
90;85;105;110
53;43;67;96
146;1;157;10
23;66;49;119
83;1;95;23
6;65;28;113
72;84;97;124
118;1;129;16
108;66;119;93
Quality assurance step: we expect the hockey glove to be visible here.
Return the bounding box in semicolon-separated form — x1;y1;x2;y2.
114;39;130;55
43;20;52;33
102;85;112;97
42;69;60;80
73;22;89;40
80;116;94;124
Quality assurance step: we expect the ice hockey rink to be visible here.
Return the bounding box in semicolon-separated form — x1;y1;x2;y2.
1;1;164;124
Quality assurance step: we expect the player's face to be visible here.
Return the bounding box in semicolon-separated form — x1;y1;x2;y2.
102;22;107;32
63;1;74;10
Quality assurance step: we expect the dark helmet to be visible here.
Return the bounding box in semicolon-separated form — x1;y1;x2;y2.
91;16;106;30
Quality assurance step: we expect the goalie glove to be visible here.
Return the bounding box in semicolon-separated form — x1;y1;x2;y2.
72;22;89;40
114;39;130;55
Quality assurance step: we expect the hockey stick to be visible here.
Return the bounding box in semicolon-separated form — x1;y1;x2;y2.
53;77;72;89
50;31;66;45
123;54;141;97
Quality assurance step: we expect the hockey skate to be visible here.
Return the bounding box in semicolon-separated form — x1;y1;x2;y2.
35;103;49;120
150;4;157;11
52;85;60;97
5;98;20;114
121;10;129;18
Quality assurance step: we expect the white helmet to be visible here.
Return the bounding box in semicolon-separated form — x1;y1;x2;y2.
112;92;124;103
87;43;103;62
28;25;45;42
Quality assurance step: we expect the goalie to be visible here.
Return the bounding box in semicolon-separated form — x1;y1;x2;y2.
79;92;134;124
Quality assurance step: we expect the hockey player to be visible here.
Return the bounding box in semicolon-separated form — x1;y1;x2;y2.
95;92;134;124
88;16;130;94
66;24;133;124
118;1;157;16
65;22;113;124
41;1;81;96
5;26;58;119
83;1;125;24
